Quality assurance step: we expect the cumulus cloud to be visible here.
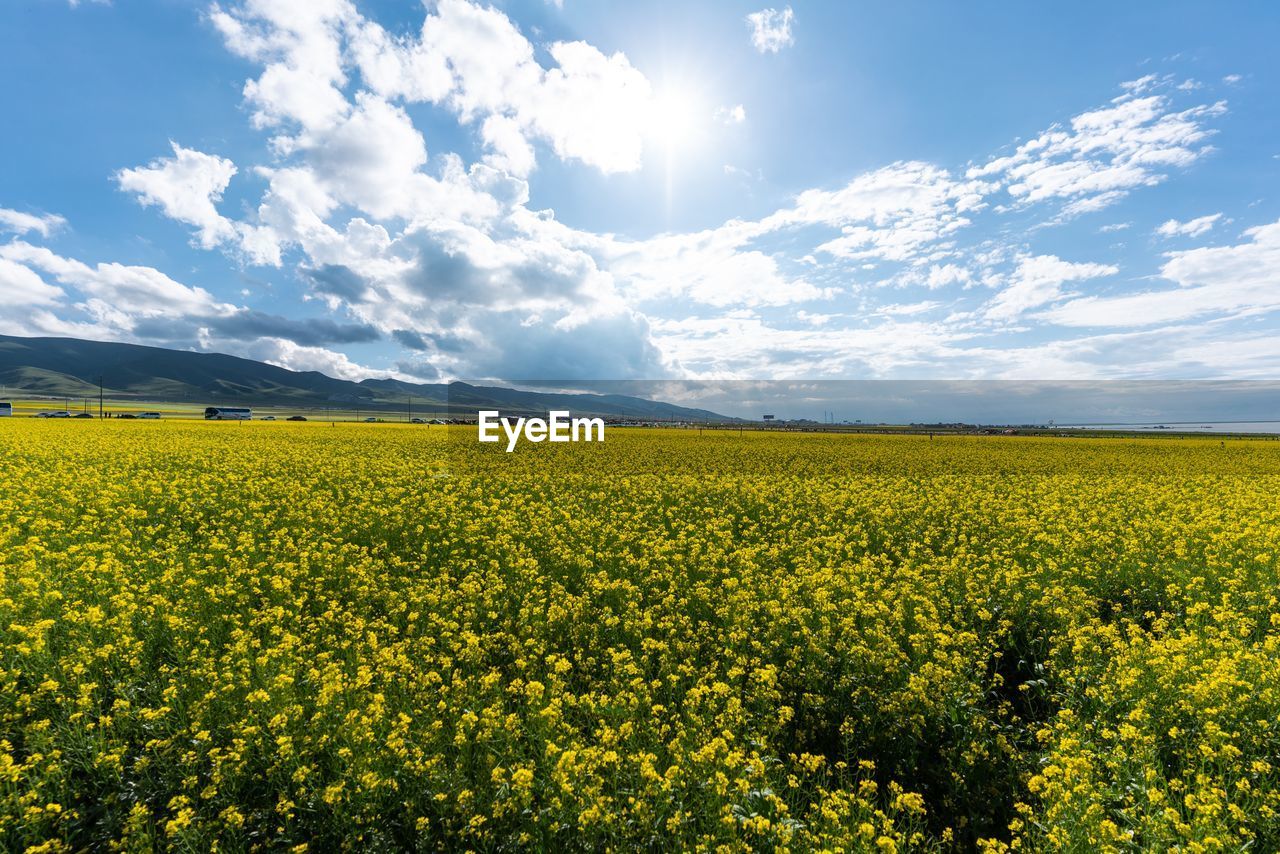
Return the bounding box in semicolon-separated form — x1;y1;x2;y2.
1;241;225;316
212;0;657;178
237;336;390;380
209;0;354;134
107;0;665;379
37;1;1261;383
746;6;795;53
0;238;391;374
0;258;64;306
1155;213;1221;238
451;310;667;380
117;143;239;249
205;309;381;346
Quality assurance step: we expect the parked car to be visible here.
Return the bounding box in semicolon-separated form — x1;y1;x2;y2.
260;415;276;421
410;417;426;424
137;412;161;419
117;413;136;420
42;411;72;418
287;415;307;422
74;412;94;418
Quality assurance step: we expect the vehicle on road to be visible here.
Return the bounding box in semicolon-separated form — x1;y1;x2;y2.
204;407;252;420
138;412;161;419
260;415;276;421
0;401;12;417
74;413;94;419
287;415;307;422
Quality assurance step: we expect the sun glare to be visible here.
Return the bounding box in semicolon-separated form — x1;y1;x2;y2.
648;89;703;153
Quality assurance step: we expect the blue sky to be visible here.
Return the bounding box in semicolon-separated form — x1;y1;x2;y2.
2;0;1279;385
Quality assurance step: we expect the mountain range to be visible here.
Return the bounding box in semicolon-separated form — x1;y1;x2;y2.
0;335;730;420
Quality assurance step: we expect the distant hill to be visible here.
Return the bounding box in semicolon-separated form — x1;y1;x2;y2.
0;334;731;420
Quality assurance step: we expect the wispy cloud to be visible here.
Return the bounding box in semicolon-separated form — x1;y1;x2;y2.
1155;213;1221;238
0;208;67;238
746;6;795;53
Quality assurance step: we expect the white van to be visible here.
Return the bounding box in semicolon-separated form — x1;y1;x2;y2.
204;407;252;420
138;412;162;420
0;401;11;417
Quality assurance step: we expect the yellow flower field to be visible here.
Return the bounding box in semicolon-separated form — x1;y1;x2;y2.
1;420;1278;851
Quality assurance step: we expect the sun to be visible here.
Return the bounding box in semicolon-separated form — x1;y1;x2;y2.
647;88;703;154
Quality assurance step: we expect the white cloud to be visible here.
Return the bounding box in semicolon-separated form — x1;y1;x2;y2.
607;226;831;308
0;241;225;317
42;1;1271;384
239;336;389;380
649;312;977;379
0;208;67;237
1045;218;1280;327
213;0;657;179
1170;334;1280;378
1223;74;1243;85
877;300;942;317
716;104;746;125
526;40;653;174
300;94;430;219
969;86;1226;219
346;14;452;104
596;161;992;309
0;234;393;372
0;258;64;306
773;162;990;263
923;263;971;289
116;142;239;249
1155;213;1221;238
746;6;794;53
984;254;1118;321
209;0;353;134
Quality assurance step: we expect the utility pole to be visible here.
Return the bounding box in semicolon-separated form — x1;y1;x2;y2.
97;376;104;419
408;395;412;423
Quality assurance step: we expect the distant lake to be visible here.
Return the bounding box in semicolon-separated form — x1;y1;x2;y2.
1063;421;1280;434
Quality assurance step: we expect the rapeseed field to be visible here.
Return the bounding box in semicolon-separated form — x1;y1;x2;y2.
1;420;1278;851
